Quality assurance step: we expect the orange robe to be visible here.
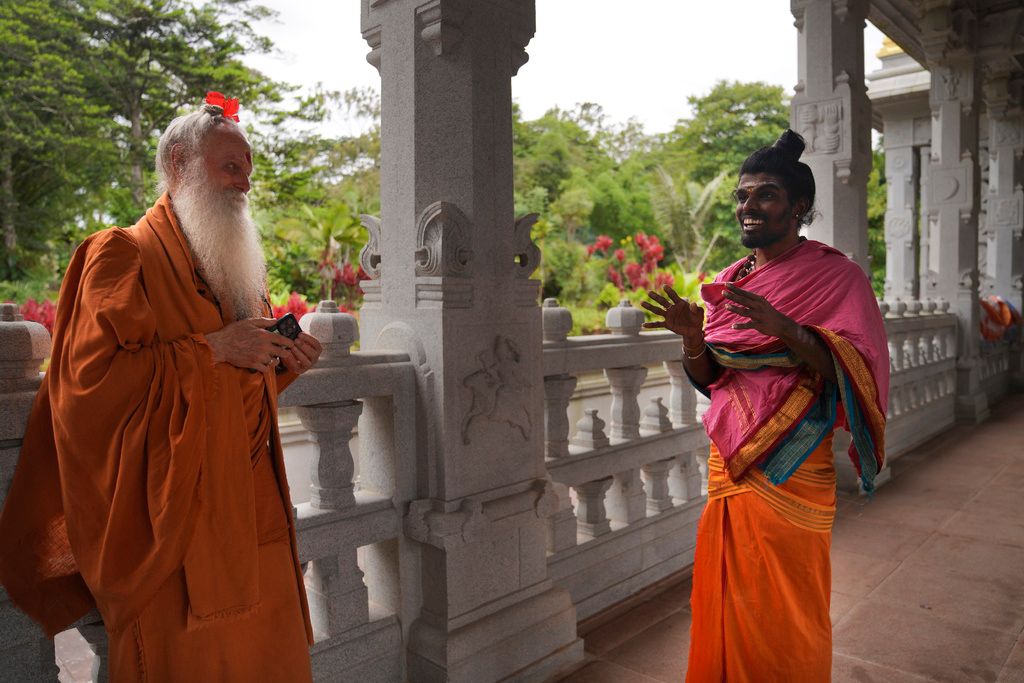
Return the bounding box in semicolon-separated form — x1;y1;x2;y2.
686;437;836;682
0;194;313;680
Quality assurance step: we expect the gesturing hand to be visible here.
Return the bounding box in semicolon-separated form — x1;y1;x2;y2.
205;318;296;372
723;283;798;338
640;286;705;347
277;332;323;375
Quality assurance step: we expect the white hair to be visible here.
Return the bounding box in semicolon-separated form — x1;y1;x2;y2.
155;103;248;194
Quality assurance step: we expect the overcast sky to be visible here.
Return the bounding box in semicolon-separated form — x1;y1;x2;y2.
249;1;887;135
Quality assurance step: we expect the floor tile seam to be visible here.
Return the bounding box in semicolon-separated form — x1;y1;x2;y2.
934;522;1024;549
831;652;935;682
837;593;1024;645
859;579;1024;636
586;656;666;683
598;606;693;659
855;550;911;603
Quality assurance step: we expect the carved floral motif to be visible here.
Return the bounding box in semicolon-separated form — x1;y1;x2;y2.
415;200;472;277
359;214;383;279
512;213;542;279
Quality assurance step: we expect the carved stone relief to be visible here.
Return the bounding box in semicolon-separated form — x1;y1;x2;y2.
461;336;532;445
512;213;541;279
359;214;383;279
887;215;912;240
991;196;1022;228
415;201;472;277
930;167;968;206
797;100;843;155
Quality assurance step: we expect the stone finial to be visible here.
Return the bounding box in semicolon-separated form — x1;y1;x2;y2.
935;297;950;313
541;298;573;343
570;409;610;450
606;299;644;336
905;300;922;316
877;299;890;317
922;299;937;314
891;299;907;318
0;304;51;389
640;397;673;434
299;301;358;366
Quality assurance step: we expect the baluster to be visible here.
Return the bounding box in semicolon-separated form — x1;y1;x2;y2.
642;458;675;514
544;374;578;459
305;550;369;637
663;360;697;426
669;451;704;503
574;478;614;539
78;623;109;683
296;400;363;509
604;366;648;441
606;469;646;525
571;409;610;450
545;480;578;553
640;397;673;435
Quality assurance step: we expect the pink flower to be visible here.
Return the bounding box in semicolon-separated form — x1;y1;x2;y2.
20;298;57;333
614;248;626;262
273;292;310;321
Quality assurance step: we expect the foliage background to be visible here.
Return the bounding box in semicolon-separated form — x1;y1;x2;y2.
1;0;887;334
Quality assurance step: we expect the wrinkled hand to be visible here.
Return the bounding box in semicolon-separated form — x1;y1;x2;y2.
723;283;798;338
205;318;295;372
641;286;705;347
277;332;322;375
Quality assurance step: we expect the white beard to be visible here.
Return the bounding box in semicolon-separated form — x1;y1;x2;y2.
171;164;266;320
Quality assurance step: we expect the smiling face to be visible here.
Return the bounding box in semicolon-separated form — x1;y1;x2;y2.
734;172;805;251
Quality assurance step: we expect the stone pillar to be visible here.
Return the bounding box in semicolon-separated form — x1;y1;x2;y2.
359;2;581;681
980;71;1023;310
882;117;921;300
982;68;1024;385
790;0;873;270
920;2;988;422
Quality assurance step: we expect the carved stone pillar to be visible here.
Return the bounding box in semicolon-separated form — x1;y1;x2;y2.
920;2;988;422
883;118;921;300
790;0;873;270
980;71;1023;311
359;2;581;680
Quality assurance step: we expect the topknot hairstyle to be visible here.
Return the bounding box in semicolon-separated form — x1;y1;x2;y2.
739;129;816;225
155;104;245;194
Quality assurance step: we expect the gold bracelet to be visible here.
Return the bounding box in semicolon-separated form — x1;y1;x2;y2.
683;341;707;360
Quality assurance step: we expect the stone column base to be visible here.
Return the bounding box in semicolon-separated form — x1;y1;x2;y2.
955;391;990;424
407;584;583;683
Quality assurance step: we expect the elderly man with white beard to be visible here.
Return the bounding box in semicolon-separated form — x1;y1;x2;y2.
0;95;319;681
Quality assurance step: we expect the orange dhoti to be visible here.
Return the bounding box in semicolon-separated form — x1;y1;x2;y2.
686;435;836;682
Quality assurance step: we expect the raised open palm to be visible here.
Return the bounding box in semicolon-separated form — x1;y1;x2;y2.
641;286;705;345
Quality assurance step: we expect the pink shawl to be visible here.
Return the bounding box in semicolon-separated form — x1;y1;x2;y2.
699;240;889;490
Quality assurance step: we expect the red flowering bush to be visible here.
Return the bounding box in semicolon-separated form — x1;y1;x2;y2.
19;298;57;333
271;292;311;321
589;232;675;292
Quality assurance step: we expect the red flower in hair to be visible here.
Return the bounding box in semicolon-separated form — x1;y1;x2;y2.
205;91;240;122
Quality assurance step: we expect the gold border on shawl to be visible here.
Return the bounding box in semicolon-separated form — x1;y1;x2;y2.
812;327;886;459
724;374;820;481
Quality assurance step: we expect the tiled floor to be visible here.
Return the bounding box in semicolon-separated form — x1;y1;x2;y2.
559;392;1024;683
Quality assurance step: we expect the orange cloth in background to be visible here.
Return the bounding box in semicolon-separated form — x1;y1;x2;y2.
686;437;835;682
0;194;312;670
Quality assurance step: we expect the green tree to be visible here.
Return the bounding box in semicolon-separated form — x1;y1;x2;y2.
78;0;283;221
866;141;886;296
0;0;110;280
651;167;728;271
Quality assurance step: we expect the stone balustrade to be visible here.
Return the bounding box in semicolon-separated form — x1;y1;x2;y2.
540;299;708;620
878;298;958;464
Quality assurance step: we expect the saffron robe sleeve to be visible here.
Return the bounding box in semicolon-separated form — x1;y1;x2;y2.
0;227;260;636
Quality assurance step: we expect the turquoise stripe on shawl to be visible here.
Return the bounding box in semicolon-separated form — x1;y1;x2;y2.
759;384;837;485
837;370;879;493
